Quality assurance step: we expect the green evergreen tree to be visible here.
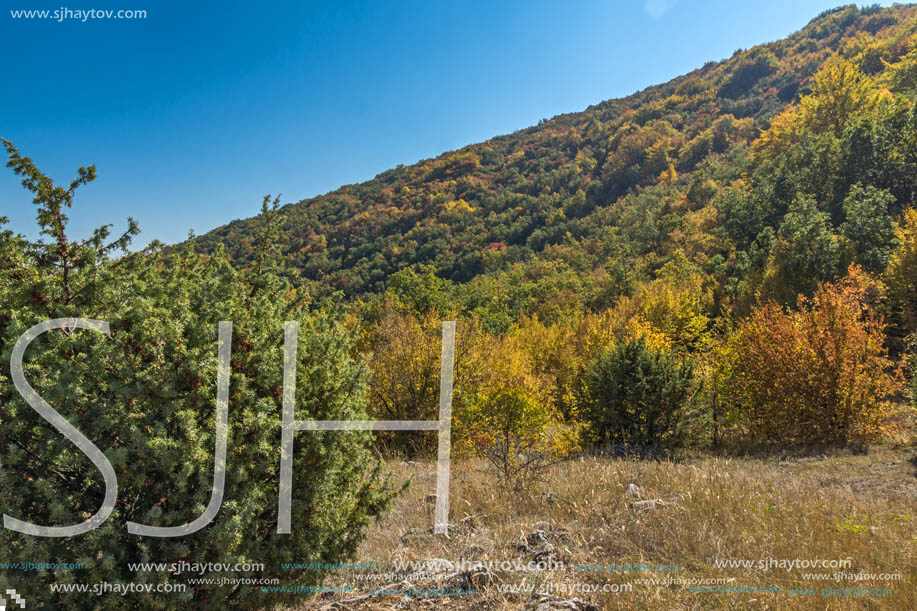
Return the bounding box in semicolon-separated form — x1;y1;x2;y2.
579;336;694;449
767;193;842;302
840;183;898;272
0;141;398;610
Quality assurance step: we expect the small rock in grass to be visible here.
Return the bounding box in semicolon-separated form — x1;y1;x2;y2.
631;499;665;512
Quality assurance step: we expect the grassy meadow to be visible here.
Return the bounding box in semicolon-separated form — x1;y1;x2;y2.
299;446;917;610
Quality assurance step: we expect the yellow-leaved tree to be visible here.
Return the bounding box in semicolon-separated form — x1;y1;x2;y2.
885;208;917;334
753;56;885;159
362;303;490;455
453;330;582;489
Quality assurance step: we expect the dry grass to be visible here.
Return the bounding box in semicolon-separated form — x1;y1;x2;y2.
294;445;917;610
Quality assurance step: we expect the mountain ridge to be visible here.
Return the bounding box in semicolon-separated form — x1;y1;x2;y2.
191;3;917;327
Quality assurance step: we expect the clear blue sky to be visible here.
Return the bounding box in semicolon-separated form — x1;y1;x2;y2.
0;1;896;246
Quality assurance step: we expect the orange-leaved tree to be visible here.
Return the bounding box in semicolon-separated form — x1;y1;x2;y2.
727;266;903;444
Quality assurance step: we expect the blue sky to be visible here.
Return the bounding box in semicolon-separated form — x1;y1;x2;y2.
0;1;897;246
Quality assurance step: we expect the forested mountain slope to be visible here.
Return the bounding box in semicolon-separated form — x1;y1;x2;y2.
192;4;917;332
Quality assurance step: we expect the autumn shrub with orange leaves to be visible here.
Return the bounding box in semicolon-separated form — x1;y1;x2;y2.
726;266;905;445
